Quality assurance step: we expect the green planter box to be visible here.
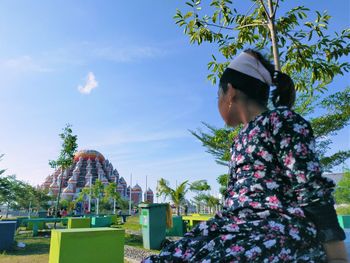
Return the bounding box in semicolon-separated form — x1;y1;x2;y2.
67;218;91;229
49;228;125;263
139;203;167;250
166;216;185;237
91;216;112;227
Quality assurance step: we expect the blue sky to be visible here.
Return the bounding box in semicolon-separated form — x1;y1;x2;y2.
0;1;349;197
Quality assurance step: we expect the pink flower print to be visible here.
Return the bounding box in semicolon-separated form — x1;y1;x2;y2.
231;245;244;252
236;143;242;151
226;199;234;206
173;247;183;258
183;249;194;260
243;165;250;171
266;195;280;209
236;154;244;165
296;172;306;183
239;188;248;195
267;195;279;204
257;150;273;162
246;145;256;154
283;152;295;169
238;196;248;203
253;170;265;179
249;201;261;208
248;127;260;140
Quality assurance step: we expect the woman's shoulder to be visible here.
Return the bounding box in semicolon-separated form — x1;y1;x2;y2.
264;106;312;135
267;106;308;124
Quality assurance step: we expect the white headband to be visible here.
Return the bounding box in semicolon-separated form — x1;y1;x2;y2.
228;52;272;85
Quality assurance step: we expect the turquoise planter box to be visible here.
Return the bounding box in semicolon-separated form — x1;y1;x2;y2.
91;216;112;227
338;215;350;229
49;228;125;263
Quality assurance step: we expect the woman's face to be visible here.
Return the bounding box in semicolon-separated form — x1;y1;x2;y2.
218;83;241;127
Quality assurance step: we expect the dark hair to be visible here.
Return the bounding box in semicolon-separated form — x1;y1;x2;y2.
219;49;295;108
245;49;296;108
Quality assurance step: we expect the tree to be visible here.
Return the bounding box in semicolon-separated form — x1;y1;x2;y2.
174;0;350;90
91;179;104;215
174;1;350;194
0;175;25;218
334;170;350;204
49;124;78;218
104;182;122;214
15;184;52;213
157;178;211;215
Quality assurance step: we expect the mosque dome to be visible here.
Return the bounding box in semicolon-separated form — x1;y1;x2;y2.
74;149;105;162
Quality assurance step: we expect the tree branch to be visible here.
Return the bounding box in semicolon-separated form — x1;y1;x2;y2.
259;0;271;20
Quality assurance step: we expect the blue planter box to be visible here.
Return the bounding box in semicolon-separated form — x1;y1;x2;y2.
0;221;17;251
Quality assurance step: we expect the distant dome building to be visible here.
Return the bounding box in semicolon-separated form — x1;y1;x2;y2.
42;149;119;201
42;149;154;206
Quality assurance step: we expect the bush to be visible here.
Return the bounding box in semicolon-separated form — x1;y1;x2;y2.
336;205;350;215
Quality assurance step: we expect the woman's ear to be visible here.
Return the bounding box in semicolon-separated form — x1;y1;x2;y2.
226;83;237;102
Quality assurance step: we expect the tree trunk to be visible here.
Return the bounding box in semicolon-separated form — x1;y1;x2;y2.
5;202;9;218
176;205;180;216
113;198;116;214
54;169;64;228
96;198;99;215
266;0;281;71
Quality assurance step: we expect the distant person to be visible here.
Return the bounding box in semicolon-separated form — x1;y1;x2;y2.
56;209;61;218
61;208;68;217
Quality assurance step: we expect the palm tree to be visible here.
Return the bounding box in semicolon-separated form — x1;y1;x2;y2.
157;178;211;215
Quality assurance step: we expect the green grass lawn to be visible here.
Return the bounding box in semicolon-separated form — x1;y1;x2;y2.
0;216;152;263
0;231;50;263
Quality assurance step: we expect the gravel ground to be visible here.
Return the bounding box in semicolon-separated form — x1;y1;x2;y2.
124;245;155;262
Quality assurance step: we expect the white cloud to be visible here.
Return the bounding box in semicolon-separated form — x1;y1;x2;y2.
0;56;52;73
78;72;98;94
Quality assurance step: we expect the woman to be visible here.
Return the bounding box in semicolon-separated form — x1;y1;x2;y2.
143;50;347;262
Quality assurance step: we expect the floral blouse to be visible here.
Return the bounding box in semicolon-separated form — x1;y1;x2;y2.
224;106;335;219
